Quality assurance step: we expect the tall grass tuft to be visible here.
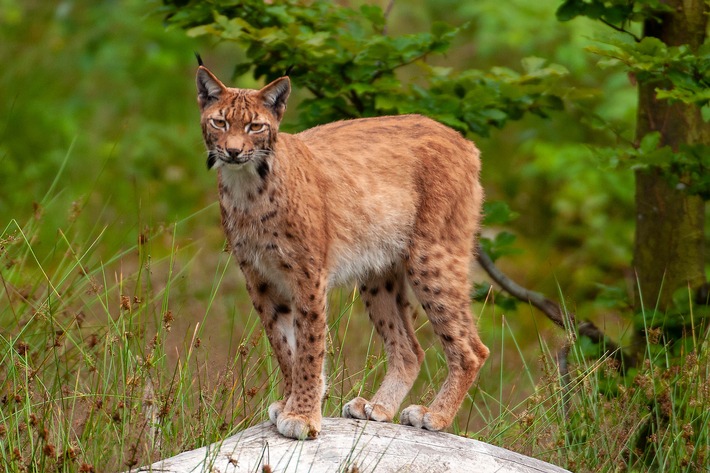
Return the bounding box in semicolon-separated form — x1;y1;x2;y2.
1;212;251;471
467;302;710;472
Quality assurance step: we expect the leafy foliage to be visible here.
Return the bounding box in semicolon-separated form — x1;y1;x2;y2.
588;35;710;109
0;0;210;250
595;132;710;198
557;1;710;198
556;0;672;27
589;36;710;195
161;0;568;137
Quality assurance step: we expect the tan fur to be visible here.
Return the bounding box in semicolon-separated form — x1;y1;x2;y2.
196;66;489;439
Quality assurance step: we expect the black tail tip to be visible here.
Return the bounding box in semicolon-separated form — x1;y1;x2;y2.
194;52;204;67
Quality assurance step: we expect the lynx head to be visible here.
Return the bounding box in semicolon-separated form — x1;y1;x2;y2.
196;66;291;171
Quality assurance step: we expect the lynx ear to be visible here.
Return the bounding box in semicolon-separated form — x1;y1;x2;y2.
259;77;291;121
196;66;226;110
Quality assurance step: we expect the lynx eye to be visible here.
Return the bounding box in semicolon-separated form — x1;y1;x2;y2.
247;122;266;133
210;118;228;130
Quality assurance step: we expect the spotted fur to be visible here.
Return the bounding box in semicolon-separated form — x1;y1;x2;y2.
196;66;489;440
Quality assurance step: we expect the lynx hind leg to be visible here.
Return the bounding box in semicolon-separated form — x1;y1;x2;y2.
241;264;295;424
400;243;489;431
343;268;424;423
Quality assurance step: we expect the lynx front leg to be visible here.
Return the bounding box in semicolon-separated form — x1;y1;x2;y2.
343;269;424;423
241;264;295;424
275;273;328;440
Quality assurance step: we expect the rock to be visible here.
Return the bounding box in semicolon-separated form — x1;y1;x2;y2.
132;417;570;473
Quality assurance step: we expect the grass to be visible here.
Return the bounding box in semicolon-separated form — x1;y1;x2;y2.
1;184;709;473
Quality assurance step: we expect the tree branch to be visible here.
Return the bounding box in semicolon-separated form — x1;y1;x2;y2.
599;18;641;42
476;244;571;331
349;90;365;115
475;244;635;372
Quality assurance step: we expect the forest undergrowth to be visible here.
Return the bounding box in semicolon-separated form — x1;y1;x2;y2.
1;183;707;473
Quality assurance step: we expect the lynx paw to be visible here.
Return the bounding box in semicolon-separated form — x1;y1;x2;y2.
276;412;321;440
342;397;393;422
268;400;286;424
400;405;448;431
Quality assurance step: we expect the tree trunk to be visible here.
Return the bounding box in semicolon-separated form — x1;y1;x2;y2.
633;0;708;329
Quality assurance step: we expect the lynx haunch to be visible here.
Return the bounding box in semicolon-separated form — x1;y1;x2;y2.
196;65;489;440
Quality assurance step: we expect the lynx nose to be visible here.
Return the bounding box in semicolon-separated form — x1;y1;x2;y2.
226;148;242;159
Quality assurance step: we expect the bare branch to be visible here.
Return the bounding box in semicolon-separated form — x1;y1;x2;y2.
475;244;635;392
476;244;571;331
599;18;641;42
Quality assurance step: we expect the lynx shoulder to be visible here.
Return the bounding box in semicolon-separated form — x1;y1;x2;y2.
196;65;489;440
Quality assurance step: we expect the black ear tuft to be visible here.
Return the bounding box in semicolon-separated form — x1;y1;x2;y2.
195;52;204;67
259;77;291;122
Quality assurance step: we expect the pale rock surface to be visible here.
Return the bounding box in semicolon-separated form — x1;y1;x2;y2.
132;417;570;473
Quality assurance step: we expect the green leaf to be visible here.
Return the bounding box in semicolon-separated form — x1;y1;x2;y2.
596;57;621;69
360;4;385;30
636;36;666;55
576;335;602;358
483;201;519;225
186;24;216;37
431;21;458;39
702;104;710;123
604;5;630;24
232;62;252;79
556;0;582;22
494;231;517;247
539;94;565;111
302;31;330;48
480;108;508;122
638;131;661;153
640;147;675;166
480;231;521;262
585;2;605;20
521;56;547;74
593;283;629;309
434;114;468;131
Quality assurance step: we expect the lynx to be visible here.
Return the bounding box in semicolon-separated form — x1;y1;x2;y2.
196;65;489;440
